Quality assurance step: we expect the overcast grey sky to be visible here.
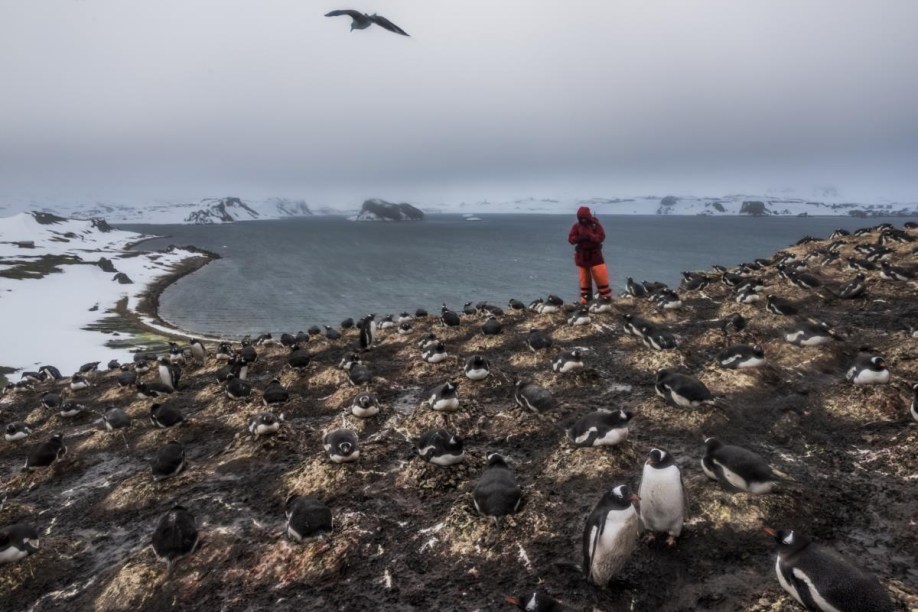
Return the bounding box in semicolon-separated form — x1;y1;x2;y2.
1;0;917;204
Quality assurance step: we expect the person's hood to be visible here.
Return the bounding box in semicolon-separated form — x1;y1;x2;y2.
577;206;592;219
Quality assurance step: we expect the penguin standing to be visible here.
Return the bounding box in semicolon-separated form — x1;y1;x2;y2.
238;342;257;379
552;349;584;373
323;429;360;463
566;410;632;447
416;429;465;466
701;437;785;494
23;433;67;470
285;495;333;541
473;453;523;528
514;379;556;414
151;504;199;574
151;440;186;479
0;524;40;564
764;528;894;612
189;338;206;364
846;353;890;385
638;448;684;547
158;356;181;391
463;354;491;381
582;484;640;586
440;305;461;327
625;277;647;298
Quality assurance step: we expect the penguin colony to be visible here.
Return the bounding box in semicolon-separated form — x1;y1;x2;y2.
0;222;916;610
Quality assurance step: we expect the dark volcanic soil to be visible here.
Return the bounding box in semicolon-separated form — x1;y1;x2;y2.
2;225;917;611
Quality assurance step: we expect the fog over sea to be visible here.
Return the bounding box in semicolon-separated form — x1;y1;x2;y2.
121;214;915;338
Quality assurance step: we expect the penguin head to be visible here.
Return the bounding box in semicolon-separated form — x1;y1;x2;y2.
486;453;508;467
869;356;887;370
604;484;639;508
764;528;810;553
655;368;673;382
158;356;169;364
444;381;457;393
647;448;674;468
50;433;64;445
338;441;353;454
446;434;462;452
704;437;722;452
618;409;633;422
752;345;765;358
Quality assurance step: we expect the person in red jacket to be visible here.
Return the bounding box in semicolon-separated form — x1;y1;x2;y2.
568;206;612;304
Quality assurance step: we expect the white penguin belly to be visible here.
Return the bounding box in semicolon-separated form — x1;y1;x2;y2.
593;426;628;446
791;566;844;612
853;369;890;385
589;507;638;583
736;356;766;369
639;466;684;535
776;557;806;608
799;335;831;346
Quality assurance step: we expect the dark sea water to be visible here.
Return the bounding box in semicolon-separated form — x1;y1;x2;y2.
120;214;916;338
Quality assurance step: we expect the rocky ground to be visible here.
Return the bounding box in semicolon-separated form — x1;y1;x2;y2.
1;225;916;611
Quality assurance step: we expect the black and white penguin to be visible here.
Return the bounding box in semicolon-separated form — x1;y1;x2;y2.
24;433;67;470
59;401;85;418
168;342;186;365
0;524;40;565
638;448;684;547
225;374;253;400
101;407;131;430
117;365;137;388
346;359;373;386
655;370;714;407
681;271;710;292
566;410;632;447
248;412;282;437
358;314;377;349
567;307;591;326
255;332;277;346
642;280;667;295
340;317;355;329
151;440;186;479
157;356;181;391
514;379;556;414
482;316;503;335
287;344;311;371
40;392;62;411
785;319;840;346
639;325;677;351
552;349;584;373
440;305;461;327
846;353;890;385
910;383;918;422
397;321;413;335
215;342;233;362
622;314;653;337
21;371;46;383
280;333;297;348
766;294;799;316
626;277;647;298
417;429;465;466
323;429;359;463
473;453;523;527
378;315;396;330
506;590;561;612
462;302;477;316
79;361;100;373
5;422;32;442
765;528;895;612
397;312;414;324
791;272;822;290
415;308;429;318
238;342;257;379
262;378;289;405
285;495;333;542
508;298;526;310
463;354;491;381
527;298;544;313
150;403;185;428
69;374;91;392
652;289;682;310
349;392;380;418
39;365;62;380
421;341;449;364
721;271;745;288
429;381;460;414
846;257;876;272
879;261;912;281
189;338;206;364
134;358;153;374
701;437;784;494
136;381;174;399
338;351;361;369
417;333;439;350
837;274;867;299
735;286;762;304
151;504;199;574
582;484;640;586
588;298;614;314
323;326;341;340
717;345;766;369
525;328;552;352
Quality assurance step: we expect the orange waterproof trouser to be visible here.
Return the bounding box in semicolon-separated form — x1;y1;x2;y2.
578;264;612;302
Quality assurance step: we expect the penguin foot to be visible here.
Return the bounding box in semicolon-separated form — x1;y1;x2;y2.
665;535;678;547
642;532;656;545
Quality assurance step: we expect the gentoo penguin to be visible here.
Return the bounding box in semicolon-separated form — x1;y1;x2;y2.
717;345;766;369
0;525;40;565
150;403;185;428
323;325;342;340
652;289;682;310
225;374;253;400
24;433;67;470
588;298;613;313
701;437;784;494
640;326;677;351
626;277;647;298
785;319;840;346
837;274;867;299
280;333;297;347
622;314;653;337
525;328;552;352
440;305;461;327
681;271;710;292
151;504;199;574
189;338;206;364
514;379;556;414
39;365;62;380
735;286;763;304
157;356;181;391
417;333;439;350
721;271;745;288
910;383;918;422
417;429;465;466
69;374;91;391
538;294;563;314
765;528;895;612
766;294;799;316
655;369;714;407
5;422;32;442
215;342;233;362
151;440;186;479
248;412;282;437
262;378;289;404
101;407;131;430
398;322;413;334
306;325;321;336
642;280;667;295
168;342;186;364
482;316;503;335
117;365;137;388
358;314;377;349
638;448;684;547
136;381;174;399
40;392;62;411
791;272;822;290
421;341;449;364
215;358;242;384
582;484;640;586
377;315;396;330
238;342;257;378
59;401;85;418
429;381;460;414
134;358;153;374
721;313;747;334
552;349;584;373
21;371;46;383
345;359;373;386
506;590;561;612
463;354;491;381
397;312;414;324
527;298;545;313
847;257;876;272
463;302;477;316
830;228;851;238
349;392;380;418
414;308;428;318
79;361;100;373
323;429;359;463
846;353;890;385
568;307;591;326
340;317;355;329
879;261;912;281
508;298;526;310
287;344;311;370
285;495;333;542
566;410;632;447
473;453;523;527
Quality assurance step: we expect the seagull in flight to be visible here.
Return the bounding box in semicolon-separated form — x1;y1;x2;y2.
325;10;410;37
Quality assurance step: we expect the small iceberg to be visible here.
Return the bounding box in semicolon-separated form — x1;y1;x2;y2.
463;215;483;222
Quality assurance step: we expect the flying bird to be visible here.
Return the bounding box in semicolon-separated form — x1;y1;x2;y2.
325;10;410;36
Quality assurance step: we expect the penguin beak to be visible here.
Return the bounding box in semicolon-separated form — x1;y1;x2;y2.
505;596;520;606
762;527;777;537
629;493;640;503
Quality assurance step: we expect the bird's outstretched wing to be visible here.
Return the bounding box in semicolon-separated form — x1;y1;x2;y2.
325;9;362;19
370;14;410;36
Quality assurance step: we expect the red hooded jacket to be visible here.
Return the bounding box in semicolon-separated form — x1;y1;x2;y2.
568;206;605;267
